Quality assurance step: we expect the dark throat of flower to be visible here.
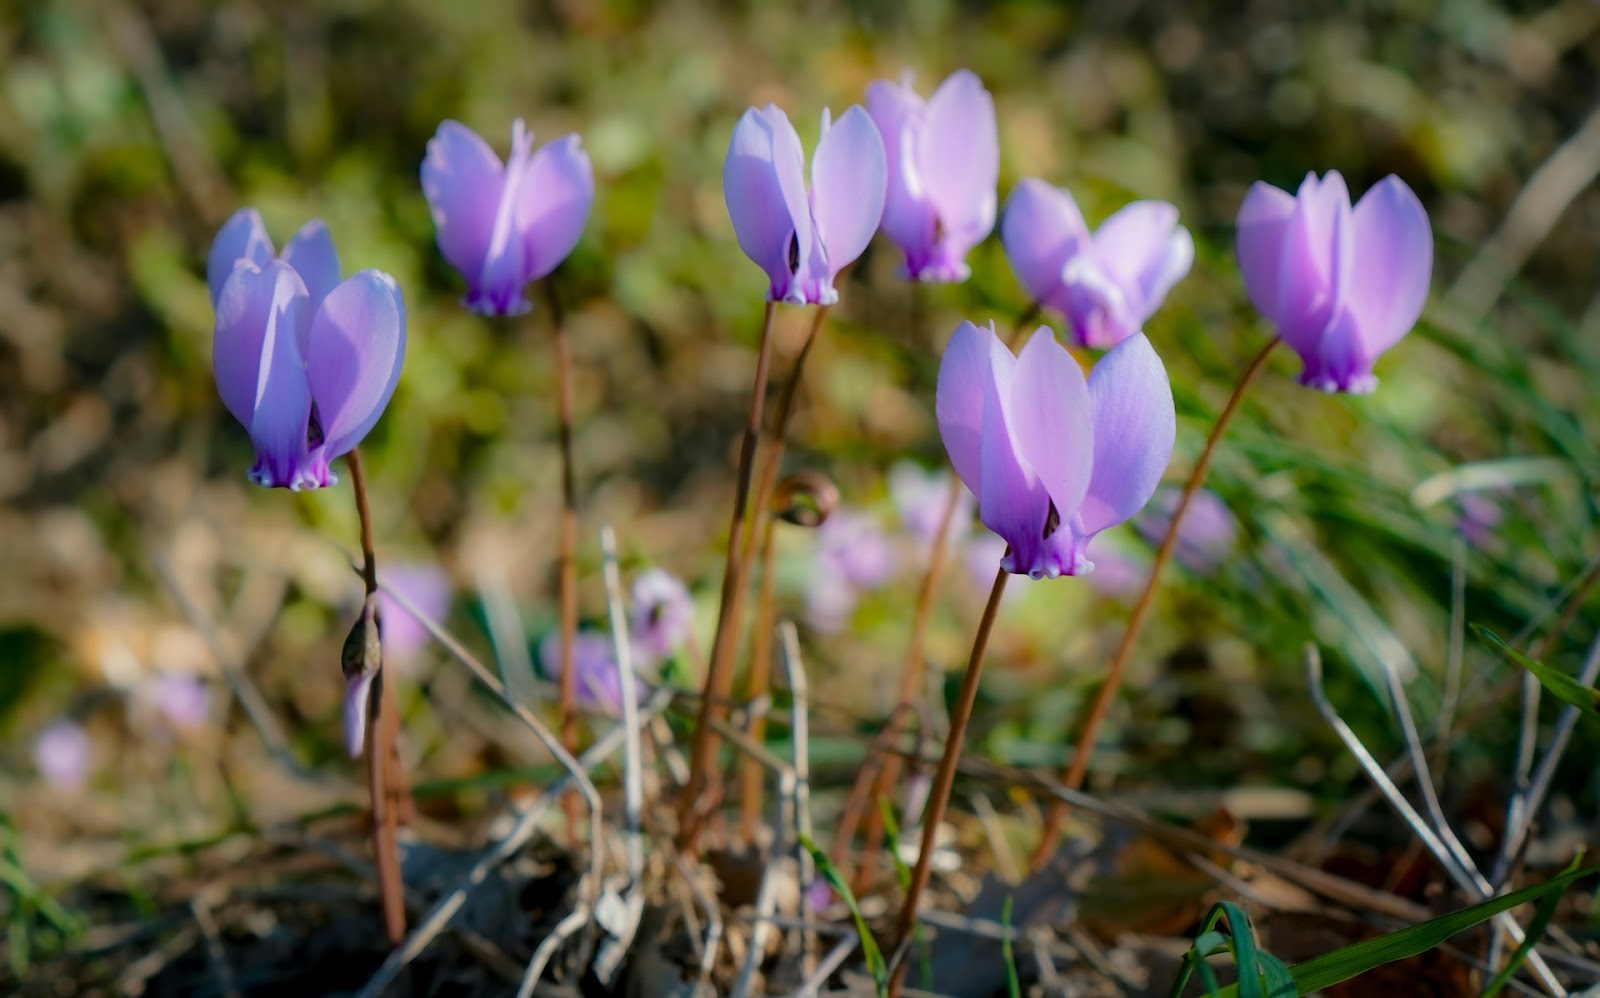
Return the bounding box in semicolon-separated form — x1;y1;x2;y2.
786;231;801;274
1042;500;1061;540
306;403;326;450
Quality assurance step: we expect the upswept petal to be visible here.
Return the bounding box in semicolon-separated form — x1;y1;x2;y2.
420;120;505;284
238;262;314;489
725;107;795;293
935;320;993;496
213;260;284;430
305;270;406;460
1009;326;1093;520
1345;175;1432;355
280;219;342;312
918;70;998;245
976;337;1049;574
517;133;594;282
1234;181;1298;324
765;106;814;296
866;78;932;252
1274;171;1349;350
206;208;274;307
342;670;375;758
809;104;886;278
473;120;535;314
1077;333;1176;537
1001;179;1088;312
1090;201;1193;321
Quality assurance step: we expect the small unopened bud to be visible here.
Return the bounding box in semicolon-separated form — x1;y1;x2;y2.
773;471;839;528
340;595;384;758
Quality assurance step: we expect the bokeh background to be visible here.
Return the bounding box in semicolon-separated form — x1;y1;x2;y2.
3;0;1599;988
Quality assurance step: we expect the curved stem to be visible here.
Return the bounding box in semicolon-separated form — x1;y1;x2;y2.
886;568;1009;998
737;305;829;844
1029;336;1280;872
678;301;780;852
347;447;406;944
839;304;1039;887
542;281;582;841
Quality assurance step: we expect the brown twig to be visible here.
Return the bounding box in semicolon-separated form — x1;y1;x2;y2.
738;305;830;843
346;447;406;944
678;301;780;852
1029;336;1280;871
541;280;583;842
887;568;1009;998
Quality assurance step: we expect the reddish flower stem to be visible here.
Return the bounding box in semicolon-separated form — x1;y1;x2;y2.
886;568;1009;998
346;447;406;944
678;301;780;852
542;281;583;841
737;305;829;844
1028;336;1280;871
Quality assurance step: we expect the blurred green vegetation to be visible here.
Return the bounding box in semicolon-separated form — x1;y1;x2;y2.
0;0;1598;932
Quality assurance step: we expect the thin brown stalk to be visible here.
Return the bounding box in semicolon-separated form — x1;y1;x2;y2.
1028;336;1279;872
737;305;830;844
678;301;780;852
542;280;582;841
886;568;1008;998
842;304;1039;887
346;447;406;944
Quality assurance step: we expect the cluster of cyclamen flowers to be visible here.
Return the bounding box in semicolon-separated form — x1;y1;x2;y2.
724;70;1432;580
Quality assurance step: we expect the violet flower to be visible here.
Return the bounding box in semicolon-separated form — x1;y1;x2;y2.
210;217;406;490
866;69;998;282
34;720;90;790
937;321;1175;579
1236;171;1432;393
724;104;886;305
1136;487;1239;576
888;460;973;547
422;119;594;316
539;630;638;714
630;568;694;663
376;565;452;668
138;674;212;735
1001;180;1193;349
807;508;895;634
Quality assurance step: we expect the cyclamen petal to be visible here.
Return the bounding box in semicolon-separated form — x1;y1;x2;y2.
868;69;998;282
1002;181;1191;348
723;102;885;305
281;220;342;311
305;270;407;461
1237;170;1432;393
936;320;1175;580
421;119;592;316
206;208;274;307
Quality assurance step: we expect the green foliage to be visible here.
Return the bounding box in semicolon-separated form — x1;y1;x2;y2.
801;834;887;995
1475;625;1600;718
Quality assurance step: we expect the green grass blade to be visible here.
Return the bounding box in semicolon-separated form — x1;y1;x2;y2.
1002;894;1021;998
1479;854;1581;997
1211;862;1599;996
1475;625;1600;716
1213;902;1263;998
801;834;887;995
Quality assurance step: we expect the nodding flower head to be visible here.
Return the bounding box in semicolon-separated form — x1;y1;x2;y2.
1236;171;1432;394
936;321;1175;580
866;69;998;283
629;568;694;663
724;103;886;305
209;211;406;490
422;119;594;316
1001;181;1192;349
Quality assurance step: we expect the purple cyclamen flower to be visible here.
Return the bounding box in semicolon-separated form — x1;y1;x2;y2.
422;119;594;316
1136;487;1239;576
888;460;973;547
807;508;895;634
539;630;639;714
207;208;342;310
937;321;1175;579
376;565;452;668
724;104;886;305
866;69;998;282
1001;180;1193;349
140;674;212;734
1236;171;1432;394
630;568;694;663
34;720;90;790
210;217;406;491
